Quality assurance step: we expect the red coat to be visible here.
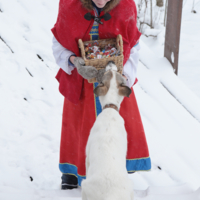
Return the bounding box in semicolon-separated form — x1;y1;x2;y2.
52;0;141;104
52;0;151;186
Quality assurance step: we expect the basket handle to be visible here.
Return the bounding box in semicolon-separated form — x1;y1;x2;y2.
78;39;86;59
117;34;123;54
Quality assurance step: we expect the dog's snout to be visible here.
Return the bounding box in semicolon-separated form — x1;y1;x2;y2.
107;61;115;65
106;61;118;72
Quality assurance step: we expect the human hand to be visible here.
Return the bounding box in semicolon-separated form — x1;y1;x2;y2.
73;57;98;80
70;55;76;64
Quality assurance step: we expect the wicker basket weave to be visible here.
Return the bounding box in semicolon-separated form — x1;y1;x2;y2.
78;34;124;83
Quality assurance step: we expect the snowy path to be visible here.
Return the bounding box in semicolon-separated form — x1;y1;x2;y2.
1;184;200;200
1;0;200;200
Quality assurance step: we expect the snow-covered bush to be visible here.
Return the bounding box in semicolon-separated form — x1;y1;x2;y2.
135;0;166;37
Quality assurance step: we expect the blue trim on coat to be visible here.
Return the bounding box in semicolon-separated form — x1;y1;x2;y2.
59;157;151;186
94;82;102;117
126;157;151;173
59;163;86;186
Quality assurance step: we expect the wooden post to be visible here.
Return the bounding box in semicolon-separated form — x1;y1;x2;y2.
164;0;183;75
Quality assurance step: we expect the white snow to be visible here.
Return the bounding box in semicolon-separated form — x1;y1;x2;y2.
1;0;200;199
179;1;200;98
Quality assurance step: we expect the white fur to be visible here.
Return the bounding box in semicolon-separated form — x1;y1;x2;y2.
81;64;134;200
105;63;118;73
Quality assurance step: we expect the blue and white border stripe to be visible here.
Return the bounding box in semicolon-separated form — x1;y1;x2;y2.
59;157;151;186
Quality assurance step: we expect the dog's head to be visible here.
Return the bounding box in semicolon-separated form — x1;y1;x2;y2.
94;62;132;98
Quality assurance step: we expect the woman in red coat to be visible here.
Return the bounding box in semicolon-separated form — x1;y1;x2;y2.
52;0;151;189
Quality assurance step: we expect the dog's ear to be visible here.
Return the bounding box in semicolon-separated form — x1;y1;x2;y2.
93;83;108;96
118;83;132;97
93;71;113;96
116;73;132;97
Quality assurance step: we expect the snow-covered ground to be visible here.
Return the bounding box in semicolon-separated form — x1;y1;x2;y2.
179;1;200;98
1;0;200;199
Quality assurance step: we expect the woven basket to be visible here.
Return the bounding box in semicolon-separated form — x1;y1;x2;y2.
78;34;124;83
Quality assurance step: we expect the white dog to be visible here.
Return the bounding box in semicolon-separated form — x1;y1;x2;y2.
81;62;134;200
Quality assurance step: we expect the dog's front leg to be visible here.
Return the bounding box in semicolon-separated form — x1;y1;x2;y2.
131;190;134;200
82;186;88;200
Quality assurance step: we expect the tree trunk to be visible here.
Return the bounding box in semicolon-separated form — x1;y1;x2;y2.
164;0;183;75
157;0;164;7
